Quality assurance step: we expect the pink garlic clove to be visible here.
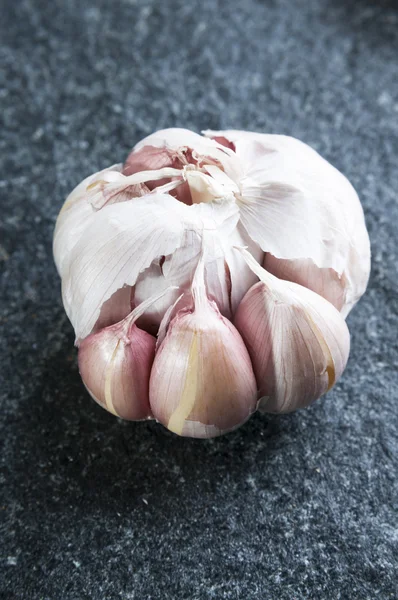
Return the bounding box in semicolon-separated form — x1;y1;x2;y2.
234;249;350;414
149;256;257;438
78;288;176;420
78;319;155;421
149;306;257;438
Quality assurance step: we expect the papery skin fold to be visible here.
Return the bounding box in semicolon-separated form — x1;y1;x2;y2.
62;193;189;340
53;164;122;277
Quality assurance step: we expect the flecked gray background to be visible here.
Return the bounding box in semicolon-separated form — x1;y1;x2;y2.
1;0;398;598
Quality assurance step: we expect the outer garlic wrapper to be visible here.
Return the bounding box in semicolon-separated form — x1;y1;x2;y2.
53;128;370;438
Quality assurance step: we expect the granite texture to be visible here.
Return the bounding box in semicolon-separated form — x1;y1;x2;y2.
1;0;398;598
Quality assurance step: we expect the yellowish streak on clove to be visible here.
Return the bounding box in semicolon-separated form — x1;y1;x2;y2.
168;332;199;435
307;315;336;391
104;341;121;417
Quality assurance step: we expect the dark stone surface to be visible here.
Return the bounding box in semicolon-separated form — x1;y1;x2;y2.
1;0;398;598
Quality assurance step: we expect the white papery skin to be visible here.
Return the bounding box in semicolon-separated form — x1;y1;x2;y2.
204;129;371;316
53;128;370;436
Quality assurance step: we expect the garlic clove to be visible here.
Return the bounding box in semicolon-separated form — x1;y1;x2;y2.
149;307;257;437
234;248;350;413
78;321;155;420
78;288;176;420
263;254;346;313
149;256;257;438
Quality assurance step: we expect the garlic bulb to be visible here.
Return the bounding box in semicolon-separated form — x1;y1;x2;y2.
149;256;257;438
234;249;350;413
53;127;370;438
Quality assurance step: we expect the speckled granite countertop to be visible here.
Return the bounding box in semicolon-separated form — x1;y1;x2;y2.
1;0;398;598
